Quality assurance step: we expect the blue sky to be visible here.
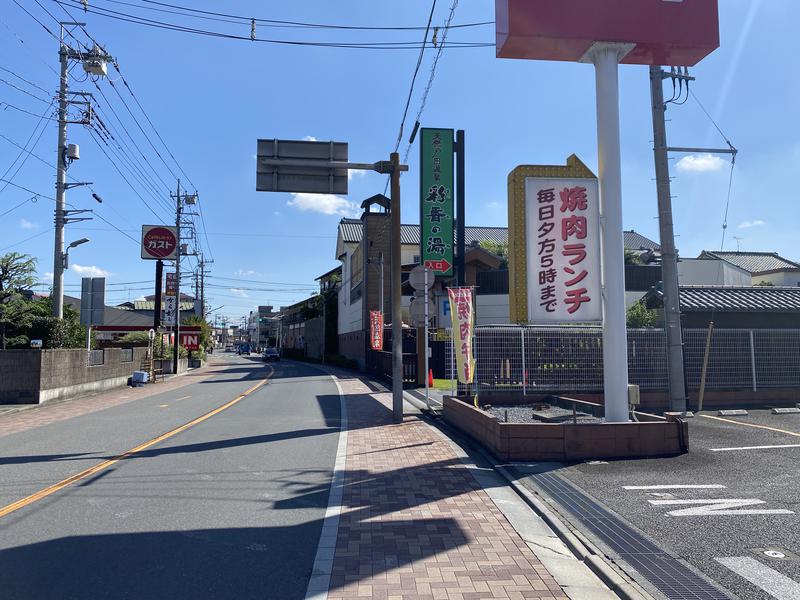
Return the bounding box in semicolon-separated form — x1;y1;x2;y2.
1;0;797;325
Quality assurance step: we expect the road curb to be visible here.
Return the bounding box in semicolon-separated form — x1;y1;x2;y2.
425;412;654;600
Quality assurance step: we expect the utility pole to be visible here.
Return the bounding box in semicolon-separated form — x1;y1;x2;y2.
455;130;466;286
390;152;403;422
172;179;182;375
650;65;688;414
52;23;111;318
53;29;69;319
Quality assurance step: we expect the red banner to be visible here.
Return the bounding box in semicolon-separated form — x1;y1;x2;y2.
369;310;384;351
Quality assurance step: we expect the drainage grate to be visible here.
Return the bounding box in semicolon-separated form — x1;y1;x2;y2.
527;471;732;600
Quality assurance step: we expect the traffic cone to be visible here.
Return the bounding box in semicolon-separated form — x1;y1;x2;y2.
428;369;434;388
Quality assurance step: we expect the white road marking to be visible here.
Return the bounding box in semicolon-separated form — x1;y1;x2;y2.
173;395;192;402
623;485;726;490
716;556;800;600
649;498;794;516
710;443;800;452
304;374;348;600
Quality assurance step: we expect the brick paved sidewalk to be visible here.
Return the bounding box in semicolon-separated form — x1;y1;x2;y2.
325;375;569;600
0;359;224;439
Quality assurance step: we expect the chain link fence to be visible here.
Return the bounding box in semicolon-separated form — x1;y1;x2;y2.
438;326;800;393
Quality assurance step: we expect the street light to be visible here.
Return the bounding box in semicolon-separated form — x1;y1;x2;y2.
63;238;90;270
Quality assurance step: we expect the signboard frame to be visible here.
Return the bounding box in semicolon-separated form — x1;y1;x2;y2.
80;277;106;326
419;128;455;277
508;155;600;323
256;139;349;194
369;310;384;351
141;225;178;261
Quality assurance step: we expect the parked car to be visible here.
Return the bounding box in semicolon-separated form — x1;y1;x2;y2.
225;345;234;352
262;347;280;362
238;343;251;355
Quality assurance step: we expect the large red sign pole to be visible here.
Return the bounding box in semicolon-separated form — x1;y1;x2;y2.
496;0;719;422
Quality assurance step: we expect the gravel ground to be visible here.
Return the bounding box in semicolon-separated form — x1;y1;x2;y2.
485;404;603;424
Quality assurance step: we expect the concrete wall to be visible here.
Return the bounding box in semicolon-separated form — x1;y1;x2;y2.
753;271;800;287
678;258;751;286
0;347;149;404
443;396;687;461
338;330;366;368
0;350;42;403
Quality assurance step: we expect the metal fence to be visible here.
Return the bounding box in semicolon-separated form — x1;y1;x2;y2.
439;326;800;393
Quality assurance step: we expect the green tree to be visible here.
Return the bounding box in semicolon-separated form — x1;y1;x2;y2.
754;280;774;287
0;253;38;349
624;248;642;265
479;240;509;269
626;302;657;328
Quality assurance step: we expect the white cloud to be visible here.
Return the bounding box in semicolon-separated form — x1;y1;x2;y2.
302;135;318;142
41;272;54;283
230;288;249;298
71;264;112;277
19;218;38;229
486;201;501;209
235;269;257;276
738;219;766;229
675;154;727;173
273;211;281;216
286;192;358;217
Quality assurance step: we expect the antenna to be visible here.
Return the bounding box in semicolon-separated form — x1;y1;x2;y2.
732;236;744;252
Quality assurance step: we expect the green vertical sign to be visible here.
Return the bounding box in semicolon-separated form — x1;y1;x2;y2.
419;128;454;276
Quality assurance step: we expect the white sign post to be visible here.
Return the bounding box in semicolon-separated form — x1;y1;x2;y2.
524;177;601;323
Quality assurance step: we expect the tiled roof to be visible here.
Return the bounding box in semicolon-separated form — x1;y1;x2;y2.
341;219;657;250
339;219;507;246
677;286;800;312
624;230;660;251
64;296;154;327
699;251;800;274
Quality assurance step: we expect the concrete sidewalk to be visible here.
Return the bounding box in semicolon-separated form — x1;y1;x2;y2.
313;373;618;600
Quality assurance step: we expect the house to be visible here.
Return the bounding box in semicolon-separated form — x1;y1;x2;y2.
116;293;196;322
697;251;800;286
644;285;800;329
63;295;154;342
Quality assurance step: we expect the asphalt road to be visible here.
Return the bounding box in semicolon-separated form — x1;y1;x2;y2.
0;355;341;600
517;410;800;600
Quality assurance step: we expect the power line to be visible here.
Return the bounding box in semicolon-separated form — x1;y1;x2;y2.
83;0;493;31
0;100;57;120
0;76;51;104
402;0;461;164
52;0;491;49
0;66;51;95
391;0;437;155
0;227;52;252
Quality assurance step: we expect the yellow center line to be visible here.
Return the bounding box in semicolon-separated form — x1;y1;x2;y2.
0;365;274;520
700;414;800;438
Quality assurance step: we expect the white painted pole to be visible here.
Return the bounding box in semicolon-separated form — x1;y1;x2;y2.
590;44;630;423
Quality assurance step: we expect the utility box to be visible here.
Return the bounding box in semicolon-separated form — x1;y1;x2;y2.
496;0;719;66
628;384;641;407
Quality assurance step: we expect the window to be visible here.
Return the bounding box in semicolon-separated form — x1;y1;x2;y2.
413;255;421;264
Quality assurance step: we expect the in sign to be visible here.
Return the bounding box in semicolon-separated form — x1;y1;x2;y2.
181;333;200;351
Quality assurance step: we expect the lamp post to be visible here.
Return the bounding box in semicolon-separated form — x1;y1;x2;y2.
63;238;90;270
